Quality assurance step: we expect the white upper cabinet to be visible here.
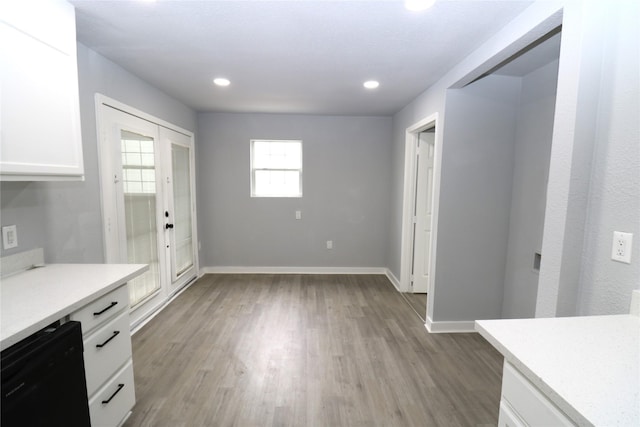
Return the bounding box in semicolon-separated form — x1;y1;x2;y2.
0;0;84;181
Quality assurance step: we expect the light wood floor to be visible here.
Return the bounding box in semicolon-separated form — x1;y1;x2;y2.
124;274;503;427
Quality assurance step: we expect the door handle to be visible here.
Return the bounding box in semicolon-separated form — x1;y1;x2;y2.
165;223;174;229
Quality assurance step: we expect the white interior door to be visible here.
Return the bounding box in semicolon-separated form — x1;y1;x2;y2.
161;127;197;295
411;130;435;293
99;100;198;327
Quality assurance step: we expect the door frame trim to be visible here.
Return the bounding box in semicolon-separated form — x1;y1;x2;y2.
400;113;440;321
94;94;199;325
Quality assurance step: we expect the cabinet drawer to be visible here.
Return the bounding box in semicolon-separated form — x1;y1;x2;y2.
89;360;136;427
502;362;575;426
71;285;129;336
84;311;132;396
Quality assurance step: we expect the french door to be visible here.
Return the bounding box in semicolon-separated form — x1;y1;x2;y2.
98;98;198;327
162;127;197;295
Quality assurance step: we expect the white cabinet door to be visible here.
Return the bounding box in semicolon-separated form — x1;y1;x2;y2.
0;0;83;180
501;362;576;426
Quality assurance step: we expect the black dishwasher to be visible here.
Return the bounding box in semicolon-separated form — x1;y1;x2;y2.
1;321;91;427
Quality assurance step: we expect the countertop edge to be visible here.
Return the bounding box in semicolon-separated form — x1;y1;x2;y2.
1;264;148;351
475;319;593;427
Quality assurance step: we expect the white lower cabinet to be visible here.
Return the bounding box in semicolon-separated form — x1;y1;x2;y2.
71;284;135;426
83;312;132;396
499;361;575;426
89;361;136;427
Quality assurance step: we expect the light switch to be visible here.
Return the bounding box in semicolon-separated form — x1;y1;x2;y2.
2;225;18;249
295;210;302;220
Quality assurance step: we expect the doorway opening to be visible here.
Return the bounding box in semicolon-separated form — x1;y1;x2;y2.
400;114;440;323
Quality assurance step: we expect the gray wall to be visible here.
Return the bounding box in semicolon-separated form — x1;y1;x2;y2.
197;113;392;268
536;0;640;316
576;2;640;315
502;59;559;318
433;75;521;321
0;43;196;263
0;183;47;257
390;1;638;323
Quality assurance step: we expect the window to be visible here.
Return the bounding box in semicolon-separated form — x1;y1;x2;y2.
121;130;156;194
251;139;302;197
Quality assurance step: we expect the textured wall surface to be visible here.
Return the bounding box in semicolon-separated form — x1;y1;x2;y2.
537;1;640;317
576;2;640;315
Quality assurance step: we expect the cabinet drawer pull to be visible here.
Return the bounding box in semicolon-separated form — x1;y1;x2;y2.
96;330;120;348
101;383;125;404
93;301;118;316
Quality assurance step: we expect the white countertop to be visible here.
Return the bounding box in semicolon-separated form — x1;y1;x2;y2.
476;315;640;427
1;263;147;351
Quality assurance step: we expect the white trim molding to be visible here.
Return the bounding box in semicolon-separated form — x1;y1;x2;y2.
401;113;441;320
425;316;476;333
200;266;388;275
385;269;401;291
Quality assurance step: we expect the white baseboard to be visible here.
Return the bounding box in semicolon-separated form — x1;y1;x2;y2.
425;315;476;333
385;269;401;291
199;266;387;275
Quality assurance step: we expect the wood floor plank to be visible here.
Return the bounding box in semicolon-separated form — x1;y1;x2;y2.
123;274;503;427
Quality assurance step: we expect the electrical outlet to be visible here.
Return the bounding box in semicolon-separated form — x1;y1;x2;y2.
326;240;333;250
2;225;18;250
611;231;633;264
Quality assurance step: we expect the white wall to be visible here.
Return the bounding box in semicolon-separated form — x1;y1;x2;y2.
0;43;196;263
502;59;559;318
197;113;392;270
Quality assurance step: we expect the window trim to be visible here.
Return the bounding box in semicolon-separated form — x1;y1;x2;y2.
250;139;303;198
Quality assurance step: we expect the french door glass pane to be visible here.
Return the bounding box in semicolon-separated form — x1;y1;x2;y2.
172;144;193;276
121;130;160;306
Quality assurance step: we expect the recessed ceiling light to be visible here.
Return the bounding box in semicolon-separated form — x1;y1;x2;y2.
404;0;436;12
213;78;230;87
363;80;380;89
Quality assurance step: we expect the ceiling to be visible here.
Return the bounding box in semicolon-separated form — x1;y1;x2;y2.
71;0;535;116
